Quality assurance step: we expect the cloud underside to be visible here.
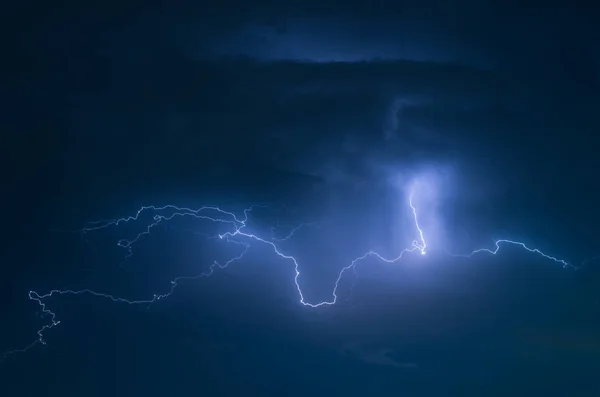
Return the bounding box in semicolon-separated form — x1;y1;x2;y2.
24;42;595;206
46;57;549;182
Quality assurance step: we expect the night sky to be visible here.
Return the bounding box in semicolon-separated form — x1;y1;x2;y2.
2;1;600;396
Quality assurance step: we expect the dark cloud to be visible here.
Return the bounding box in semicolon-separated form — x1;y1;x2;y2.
9;3;597;197
9;16;597;252
3;3;600;396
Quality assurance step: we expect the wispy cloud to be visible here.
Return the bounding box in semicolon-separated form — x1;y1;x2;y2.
341;342;417;369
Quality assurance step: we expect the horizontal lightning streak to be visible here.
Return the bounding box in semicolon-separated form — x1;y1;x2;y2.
449;239;575;269
2;195;595;363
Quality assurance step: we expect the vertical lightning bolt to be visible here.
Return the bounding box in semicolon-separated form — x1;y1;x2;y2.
2;188;597;363
409;193;427;255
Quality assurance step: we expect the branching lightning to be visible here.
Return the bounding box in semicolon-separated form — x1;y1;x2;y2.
447;239;573;269
1;186;596;363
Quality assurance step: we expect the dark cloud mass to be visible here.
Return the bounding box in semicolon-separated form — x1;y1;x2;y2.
2;1;600;396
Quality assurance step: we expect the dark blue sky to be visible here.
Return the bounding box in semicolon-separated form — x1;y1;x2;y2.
2;1;600;396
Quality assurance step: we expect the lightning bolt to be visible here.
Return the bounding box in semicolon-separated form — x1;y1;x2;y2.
1;190;597;363
448;239;574;269
409;193;427;255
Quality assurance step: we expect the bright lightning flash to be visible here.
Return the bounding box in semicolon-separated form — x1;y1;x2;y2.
1;178;594;363
409;193;427;255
